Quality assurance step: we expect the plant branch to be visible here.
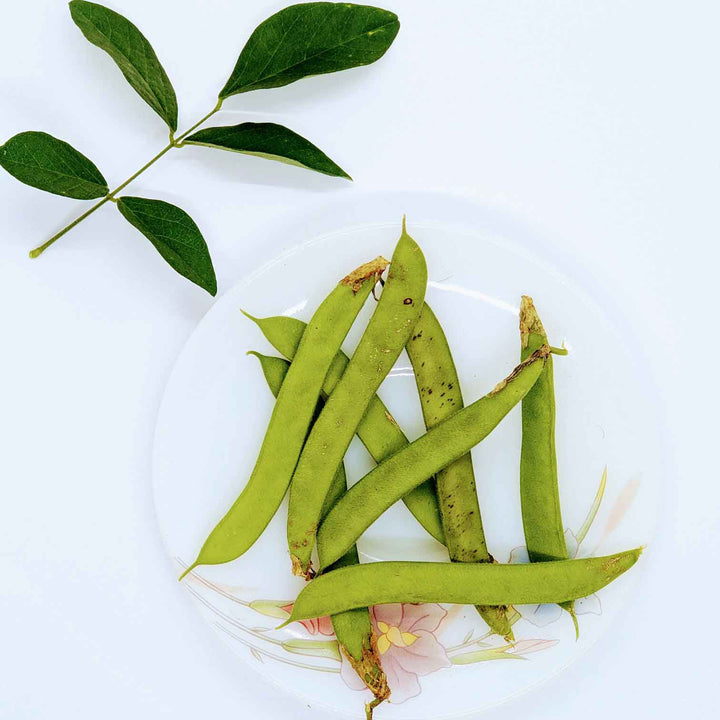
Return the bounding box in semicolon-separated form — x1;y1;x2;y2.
28;100;224;259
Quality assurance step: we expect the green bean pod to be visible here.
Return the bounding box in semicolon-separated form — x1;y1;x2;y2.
519;296;576;630
317;347;551;571
322;461;389;706
406;304;513;640
282;548;642;624
249;351;389;704
242;312;444;542
287;223;428;578
180;256;388;578
246;351;292;399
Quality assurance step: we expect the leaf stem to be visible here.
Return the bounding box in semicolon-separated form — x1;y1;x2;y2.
28;100;224;259
173;98;223;146
28;195;114;258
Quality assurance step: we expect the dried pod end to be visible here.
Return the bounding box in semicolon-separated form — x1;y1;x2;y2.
341;256;390;293
519;295;546;349
340;634;390;702
290;553;315;580
490;344;550;396
476;602;515;641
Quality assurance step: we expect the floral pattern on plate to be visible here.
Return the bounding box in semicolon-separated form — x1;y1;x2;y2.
177;468;637;704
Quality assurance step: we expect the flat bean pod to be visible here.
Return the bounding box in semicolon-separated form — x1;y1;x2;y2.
249;351;388;703
243;312;444;542
180;256;387;577
283;549;642;624
519;296;576;630
317;347;550;571
406;304;513;640
288;224;428;578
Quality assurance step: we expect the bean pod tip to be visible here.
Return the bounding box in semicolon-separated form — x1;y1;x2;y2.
291;553;315;581
276;616;292;631
340;638;390;703
569;607;579;640
519;295;545;350
240;308;259;323
177;561;198;582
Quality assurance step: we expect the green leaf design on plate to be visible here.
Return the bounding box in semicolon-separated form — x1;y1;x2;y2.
219;2;400;98
281;638;341;662
576;466;607;545
249;599;292;620
451;648;525;665
69;1;178;131
0;131;108;199
185;122;351;178
116;196;217;295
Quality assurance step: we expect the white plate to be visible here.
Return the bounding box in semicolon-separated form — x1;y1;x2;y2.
152;191;660;719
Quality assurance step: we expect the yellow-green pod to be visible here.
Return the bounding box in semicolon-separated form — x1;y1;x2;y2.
180;256;388;578
243;311;444;543
288;222;428;579
519;296;577;633
249;351;389;705
283;549;643;624
317;347;551;571
406;304;513;640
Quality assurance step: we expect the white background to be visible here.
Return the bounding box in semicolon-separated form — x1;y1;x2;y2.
0;0;717;717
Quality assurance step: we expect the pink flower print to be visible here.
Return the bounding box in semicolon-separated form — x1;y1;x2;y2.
369;603;452;704
281;603;335;637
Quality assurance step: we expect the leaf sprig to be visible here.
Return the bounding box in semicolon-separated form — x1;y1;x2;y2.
0;1;400;294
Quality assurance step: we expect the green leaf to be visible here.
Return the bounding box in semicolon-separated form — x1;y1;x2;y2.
185;123;351;179
219;2;400;98
116;196;217;295
69;1;178;131
0;131;108;199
